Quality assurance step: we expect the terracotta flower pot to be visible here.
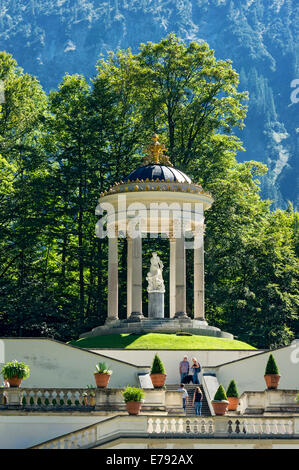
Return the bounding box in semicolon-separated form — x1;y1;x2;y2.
94;372;111;388
212;400;229;416
7;377;22;388
264;374;281;390
150;373;167;388
125;401;142;415
227;396;239;411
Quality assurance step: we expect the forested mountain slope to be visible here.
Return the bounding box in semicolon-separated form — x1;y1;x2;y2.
0;0;298;207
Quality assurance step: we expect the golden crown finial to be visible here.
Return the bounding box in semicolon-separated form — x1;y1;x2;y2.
143;134;173;166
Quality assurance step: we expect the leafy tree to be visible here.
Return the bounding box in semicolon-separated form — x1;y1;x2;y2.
0;37;297;349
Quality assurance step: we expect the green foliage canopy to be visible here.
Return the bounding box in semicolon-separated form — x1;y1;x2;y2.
0;35;297;350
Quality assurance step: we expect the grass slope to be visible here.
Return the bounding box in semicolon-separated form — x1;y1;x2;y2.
69;333;255;350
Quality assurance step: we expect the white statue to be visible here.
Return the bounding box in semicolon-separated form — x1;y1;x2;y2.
146;252;165;293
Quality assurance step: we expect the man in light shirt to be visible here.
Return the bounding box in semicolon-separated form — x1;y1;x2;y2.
179;355;190;383
177;383;189;412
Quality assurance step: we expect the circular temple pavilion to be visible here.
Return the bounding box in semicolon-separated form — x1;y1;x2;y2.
81;136;233;339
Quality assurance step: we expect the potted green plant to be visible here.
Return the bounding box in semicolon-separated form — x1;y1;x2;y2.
211;385;229;416
122;386;145;415
150;354;167;388
94;362;112;388
226;380;239;411
264;354;280;390
1;360;30;388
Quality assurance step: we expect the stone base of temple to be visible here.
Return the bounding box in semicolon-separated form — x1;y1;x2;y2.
79;317;233;339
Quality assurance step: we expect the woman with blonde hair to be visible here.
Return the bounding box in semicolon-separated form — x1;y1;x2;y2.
191;357;200;384
192;386;203;416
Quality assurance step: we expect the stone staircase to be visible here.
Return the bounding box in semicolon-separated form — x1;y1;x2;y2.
167;384;211;417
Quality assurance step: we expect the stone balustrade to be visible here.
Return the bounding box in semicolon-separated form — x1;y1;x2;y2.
1;388;94;408
0;388;183;414
238;389;299;415
32;415;298;449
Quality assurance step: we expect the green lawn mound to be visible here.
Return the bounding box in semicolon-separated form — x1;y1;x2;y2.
69;333;255;350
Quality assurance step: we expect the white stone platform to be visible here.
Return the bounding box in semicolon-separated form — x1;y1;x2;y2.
79;318;233;339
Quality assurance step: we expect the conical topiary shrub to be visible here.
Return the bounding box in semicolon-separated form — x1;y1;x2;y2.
264;354;280;390
150;353;167;388
226;380;239;398
213;385;228;401
226;380;239;411
265;355;279;375
212;385;229;416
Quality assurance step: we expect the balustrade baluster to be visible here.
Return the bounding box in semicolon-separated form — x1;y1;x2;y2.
162;419;169;434
185;419;191;434
272;419;278;434
52;441;59;449
265;419;271;435
70;391;76;407
235;419;240;434
227;420;233;434
170;418;177;433
88;428;96;445
200;419;206;434
241;419;247;434
246;420;254;434
21;391;27;406
193;419;199;434
279;420;287;435
67;434;75;449
257;419;264;434
177;419;184;433
74;391;80;407
60;438;67;449
208;419;214;434
155;418;161;434
58;391;65;407
32;391;38;406
73;434;80;448
147;418;153;434
85;430;90;446
39;390;45;406
96;423;101;441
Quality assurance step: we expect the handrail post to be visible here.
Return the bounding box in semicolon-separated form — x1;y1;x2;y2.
5;388;22;406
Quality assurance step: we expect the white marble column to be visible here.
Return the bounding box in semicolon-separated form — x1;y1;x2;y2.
169;238;176;318
174;234;187;317
107;236;118;321
194;227;205;320
127;237;132;318
131;234;143;317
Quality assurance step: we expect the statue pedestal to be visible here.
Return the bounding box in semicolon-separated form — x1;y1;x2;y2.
148;292;164;319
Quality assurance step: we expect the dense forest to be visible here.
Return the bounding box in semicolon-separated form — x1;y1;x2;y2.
0;0;298;209
0;35;298;349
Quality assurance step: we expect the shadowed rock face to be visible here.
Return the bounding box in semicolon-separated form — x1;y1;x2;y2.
0;0;298;207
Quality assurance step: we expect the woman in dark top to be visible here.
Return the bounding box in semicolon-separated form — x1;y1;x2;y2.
191;357;200;384
192;386;203;416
